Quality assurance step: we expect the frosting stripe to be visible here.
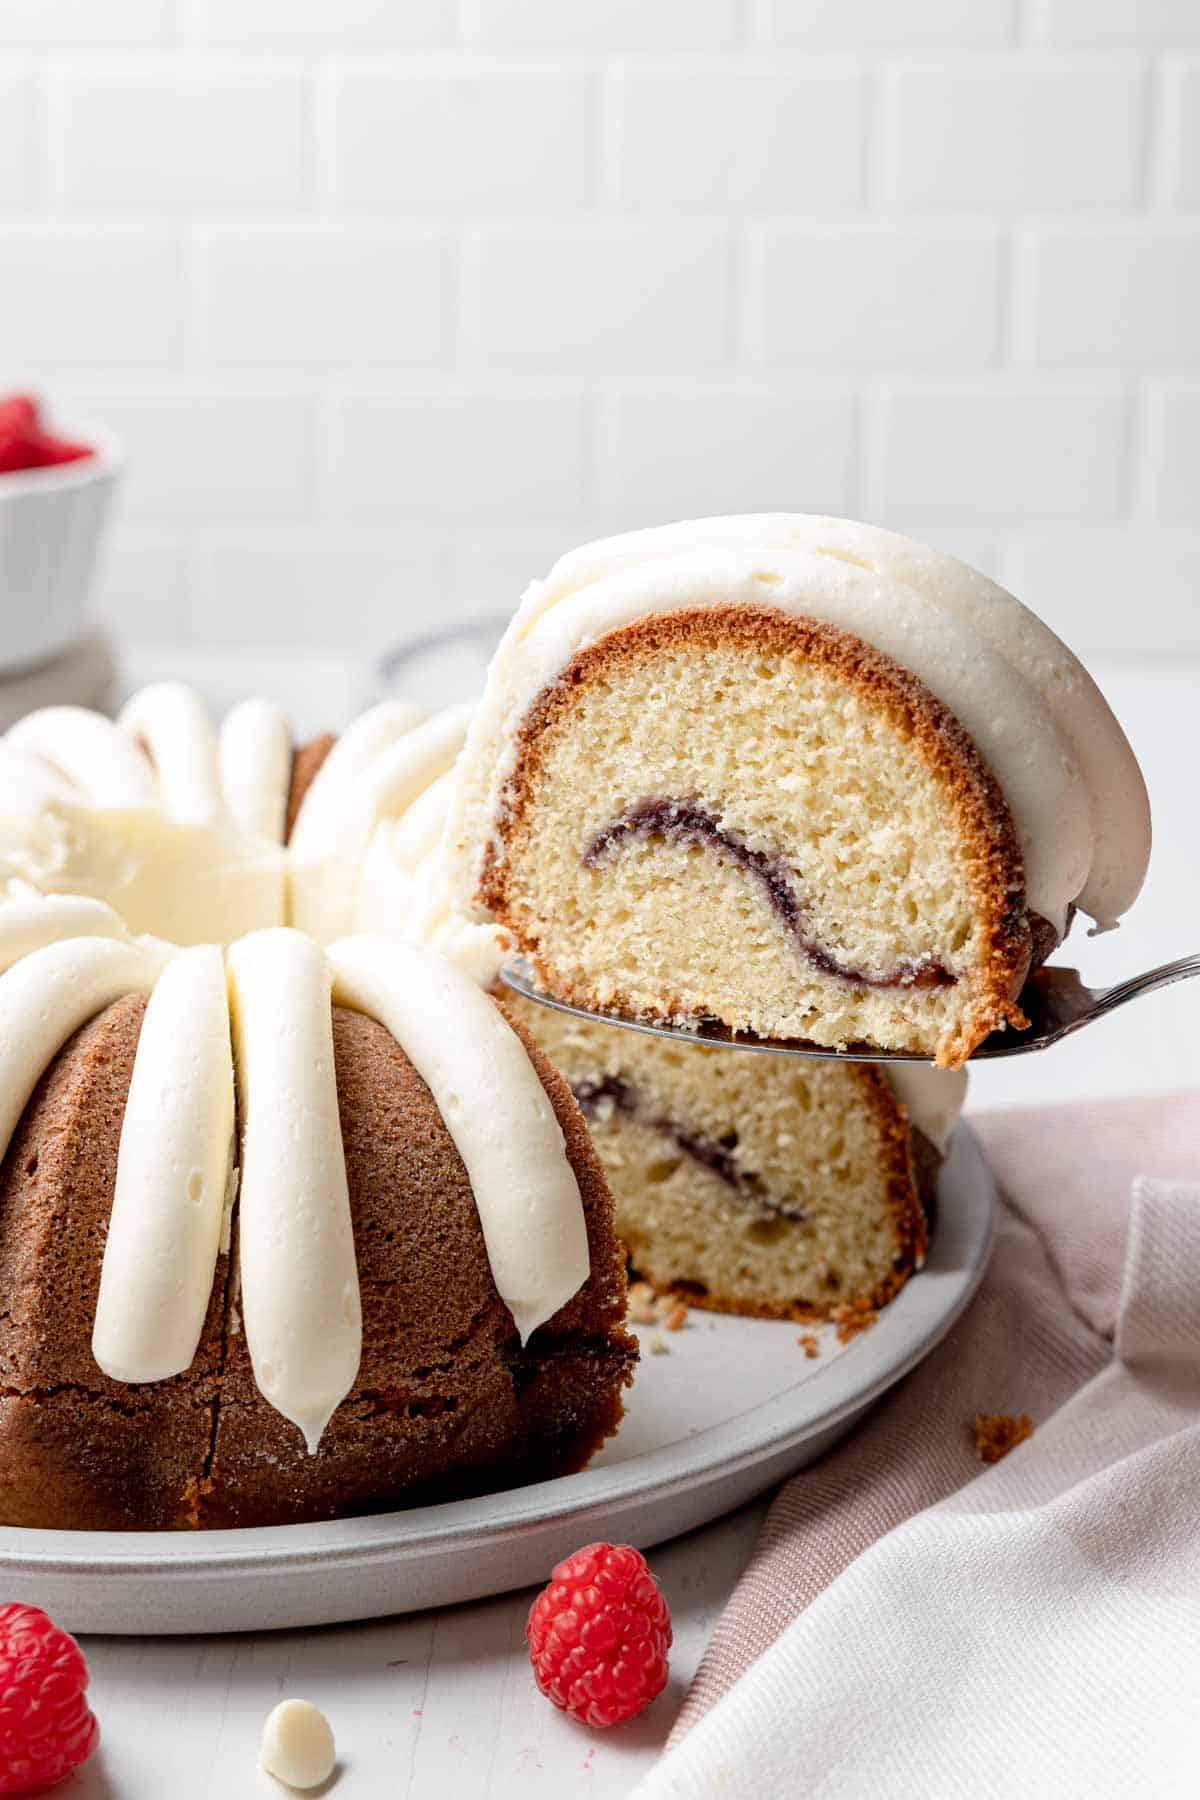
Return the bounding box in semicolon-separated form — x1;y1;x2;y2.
227;929;362;1454
328;935;589;1345
0;937;167;1173
0;743;79;814
118;682;223;826
0;889;130;975
93;946;236;1384
294;702;473;943
219;698;293;844
7;706;158;810
288;700;424;859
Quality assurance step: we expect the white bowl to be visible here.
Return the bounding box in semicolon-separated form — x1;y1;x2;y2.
0;421;124;676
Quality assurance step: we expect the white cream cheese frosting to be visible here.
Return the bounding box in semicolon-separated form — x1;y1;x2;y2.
1;689;287;943
218;698;293;844
0;936;170;1166
444;516;1150;940
92;945;236;1384
0;743;78;815
227;929;363;1455
0;882;130;974
327;935;589;1343
881;1064;967;1155
8;704;160;810
118;681;224;827
291;701;474;943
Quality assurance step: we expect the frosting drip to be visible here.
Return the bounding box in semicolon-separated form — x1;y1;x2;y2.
584;798;956;992
227;929;363;1455
327;935;589;1344
0;936;169;1168
92;945;236;1384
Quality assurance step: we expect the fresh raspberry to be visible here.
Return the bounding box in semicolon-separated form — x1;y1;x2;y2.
526;1542;671;1728
0;1604;99;1795
31;439;94;468
0;396;40;442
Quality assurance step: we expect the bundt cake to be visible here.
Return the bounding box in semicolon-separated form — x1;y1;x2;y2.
444;516;1151;1068
0;686;634;1531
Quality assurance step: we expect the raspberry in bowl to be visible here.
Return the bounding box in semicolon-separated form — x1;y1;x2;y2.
0;392;122;677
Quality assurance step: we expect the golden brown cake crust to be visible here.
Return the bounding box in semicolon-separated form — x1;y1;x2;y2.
480;604;1037;1068
626;1062;930;1324
0;996;635;1532
0;995;226;1530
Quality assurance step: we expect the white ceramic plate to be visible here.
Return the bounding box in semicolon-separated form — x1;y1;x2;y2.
0;1124;995;1636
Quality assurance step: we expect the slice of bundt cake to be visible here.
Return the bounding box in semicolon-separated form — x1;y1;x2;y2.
359;773;963;1325
445;517;1150;1068
504;993;964;1321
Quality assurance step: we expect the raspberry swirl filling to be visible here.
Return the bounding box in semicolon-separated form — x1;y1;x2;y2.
582;798;957;992
572;1072;806;1222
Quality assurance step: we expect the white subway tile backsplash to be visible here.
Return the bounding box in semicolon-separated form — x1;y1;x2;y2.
750;226;1002;367
1147;386;1200;521
182;0;454;49
328;66;591;215
195;228;446;366
324;391;588;519
0;0;171;47
462;0;741;51
1027;229;1200;366
63;391;316;522
1164;62;1200;209
884;57;1147;212
0;4;1194;660
463;225;730;371
96;536;191;642
0;228;182;364
878;386;1129;520
594;385;858;516
766;1;1018;48
609;65;865;212
0;70;35;210
1032;0;1200;48
51;63;309;213
190;539;447;649
1006;536;1200;653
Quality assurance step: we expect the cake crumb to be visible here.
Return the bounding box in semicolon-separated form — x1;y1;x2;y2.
974;1412;1033;1464
661;1299;689;1332
647;1331;668;1355
628;1281;658;1324
797;1333;820;1360
832;1301;877;1344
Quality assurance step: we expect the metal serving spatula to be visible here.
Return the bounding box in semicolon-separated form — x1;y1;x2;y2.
499;953;1200;1064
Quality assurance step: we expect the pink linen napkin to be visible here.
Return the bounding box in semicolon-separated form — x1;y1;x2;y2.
636;1091;1199;1797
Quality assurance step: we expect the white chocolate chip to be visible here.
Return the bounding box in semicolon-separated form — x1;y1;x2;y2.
260;1698;336;1791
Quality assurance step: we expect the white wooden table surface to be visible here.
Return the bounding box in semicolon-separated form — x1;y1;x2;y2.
58;650;1200;1798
